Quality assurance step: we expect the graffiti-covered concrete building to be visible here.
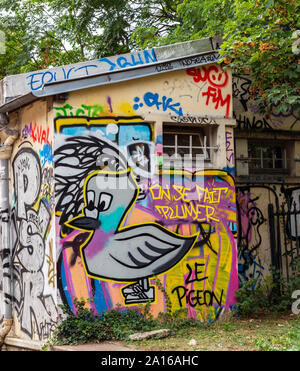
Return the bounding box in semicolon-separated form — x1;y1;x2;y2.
1;36;297;351
0;37;239;349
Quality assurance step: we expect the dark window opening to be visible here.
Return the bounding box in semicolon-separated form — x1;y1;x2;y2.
248;141;288;174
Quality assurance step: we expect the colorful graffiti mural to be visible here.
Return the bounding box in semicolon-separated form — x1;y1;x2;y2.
54;115;238;321
11;144;57;340
236;184;300;286
233;72;300;285
0;246;3;324
236;188;265;287
284;186;300;240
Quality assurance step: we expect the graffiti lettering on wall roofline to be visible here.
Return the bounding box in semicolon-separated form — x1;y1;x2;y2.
180;53;221;67
98;49;156;71
99;51;221;74
155;53;221;72
26;50;221;94
171;115;218;125
133;93;183;116
234;112;273;130
26;49;155;91
21;121;53;146
186;65;231;118
27;65;97;91
155;62;174;73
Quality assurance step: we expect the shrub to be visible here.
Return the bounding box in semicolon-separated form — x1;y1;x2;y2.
235;265;300;317
42;296;206;348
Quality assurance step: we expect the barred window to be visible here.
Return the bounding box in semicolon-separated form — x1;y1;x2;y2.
163;125;211;161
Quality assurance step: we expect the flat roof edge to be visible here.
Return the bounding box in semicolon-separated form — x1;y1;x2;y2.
32;50;221;98
0;37;223;112
0;93;38;114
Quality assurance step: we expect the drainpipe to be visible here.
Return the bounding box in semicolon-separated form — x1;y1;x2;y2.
0;130;18;348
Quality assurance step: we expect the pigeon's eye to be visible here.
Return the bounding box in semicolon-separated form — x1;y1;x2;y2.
87;191;95;210
98;193;112;212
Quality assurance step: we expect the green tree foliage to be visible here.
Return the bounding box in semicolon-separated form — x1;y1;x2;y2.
0;0;180;78
132;0;300;117
0;0;299;117
130;0;183;48
220;0;300;117
0;0;135;78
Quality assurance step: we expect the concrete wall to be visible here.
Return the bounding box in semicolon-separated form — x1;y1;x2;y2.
53;63;238;322
233;74;300;286
4;63;298;344
233;73;299;132
236;183;300;288
0;99;57;342
0;62;238;345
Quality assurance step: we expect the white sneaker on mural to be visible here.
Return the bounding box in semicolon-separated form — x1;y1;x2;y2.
122;284;155;304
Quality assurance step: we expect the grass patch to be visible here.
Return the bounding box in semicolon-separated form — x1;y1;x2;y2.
42;296;300;351
131;313;300;351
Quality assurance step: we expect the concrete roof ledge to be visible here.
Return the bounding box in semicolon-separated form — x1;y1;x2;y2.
154;37;222;61
0;37;223;113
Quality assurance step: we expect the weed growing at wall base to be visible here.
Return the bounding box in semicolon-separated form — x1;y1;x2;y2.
235;265;300;317
41;297;207;349
254;325;300;351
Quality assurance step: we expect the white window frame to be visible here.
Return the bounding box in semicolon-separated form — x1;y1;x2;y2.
163;130;210;160
161;124;219;169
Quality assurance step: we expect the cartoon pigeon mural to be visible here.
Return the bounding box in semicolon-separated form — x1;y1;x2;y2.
55;134;198;304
